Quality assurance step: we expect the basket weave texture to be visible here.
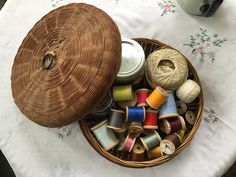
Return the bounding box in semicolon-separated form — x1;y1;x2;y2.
79;38;204;168
11;3;121;127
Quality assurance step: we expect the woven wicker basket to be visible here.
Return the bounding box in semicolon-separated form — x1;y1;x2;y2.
79;38;204;168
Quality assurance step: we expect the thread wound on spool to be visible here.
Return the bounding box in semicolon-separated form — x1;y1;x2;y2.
145;49;188;90
140;131;162;151
160;116;186;134
136;88;150;106
147;146;163;159
176;100;187;115
113;85;133;101
160;133;181;155
144;109;158;129
146;86;167;109
117;92;137;110
91;120;119;151
185;110;196;125
159;91;178;119
126;106;146;122
123;134;136;152
107;109;125;131
176;79;201;103
128;121;143;137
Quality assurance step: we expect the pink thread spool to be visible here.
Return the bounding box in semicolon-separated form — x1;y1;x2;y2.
136;88;150;106
160;116;186;134
123;134;136;152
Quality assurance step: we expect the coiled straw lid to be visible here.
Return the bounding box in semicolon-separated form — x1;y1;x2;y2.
11;3;121;127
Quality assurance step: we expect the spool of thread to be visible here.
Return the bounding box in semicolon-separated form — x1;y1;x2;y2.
116;132;127;151
185;110;196;125
117;92;137;110
107;109;125;131
140;131;162;151
159;92;178;119
113;85;133;101
160;116;186;134
147;146;163;160
176;79;201;103
131;143;145;161
144;110;158;129
160;133;181;155
91;92;114;117
136;88;151;106
145;49;188;90
123;134;136;152
126;106;146;122
91;120;119;151
176;129;185;142
142;129;155;135
176;100;187;115
146;86;167;109
128;121;143;138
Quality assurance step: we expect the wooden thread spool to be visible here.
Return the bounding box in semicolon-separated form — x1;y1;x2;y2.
113;85;133;101
185;110;196;125
136;88;151;106
147;146;163;160
176;79;201;103
143;109;158;129
126;106;146;122
160;133;181;155
140;131;162;151
117;92;137;110
107;109;125;131
160;116;186;134
123;134;136;152
146;86;167;109
159;91;178;119
131;143;145;161
91;120;119;151
176;100;187;115
128;121;143;138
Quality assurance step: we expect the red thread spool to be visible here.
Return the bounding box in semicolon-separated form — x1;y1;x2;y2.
160;116;186;134
144;110;158;129
131;143;145;161
123;135;136;152
136;88;150;106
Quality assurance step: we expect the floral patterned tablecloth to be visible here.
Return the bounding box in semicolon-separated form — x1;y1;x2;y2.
0;0;236;177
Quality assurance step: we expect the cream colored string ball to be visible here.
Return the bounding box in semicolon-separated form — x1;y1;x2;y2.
145;49;188;91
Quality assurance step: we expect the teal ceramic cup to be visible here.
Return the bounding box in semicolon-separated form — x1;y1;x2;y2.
177;0;223;17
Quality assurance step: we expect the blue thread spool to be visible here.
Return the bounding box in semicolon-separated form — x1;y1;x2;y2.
91;120;119;151
126;106;145;122
159;92;178;119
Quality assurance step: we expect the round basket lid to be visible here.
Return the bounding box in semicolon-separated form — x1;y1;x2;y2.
11;3;121;127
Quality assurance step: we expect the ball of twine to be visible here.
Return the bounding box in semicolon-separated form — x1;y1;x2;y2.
176;79;201;103
145;49;188;90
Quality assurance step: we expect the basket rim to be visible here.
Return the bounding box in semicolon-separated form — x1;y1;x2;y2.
79;38;204;168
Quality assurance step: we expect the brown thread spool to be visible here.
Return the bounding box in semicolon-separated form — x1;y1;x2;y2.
147;146;163;160
176;100;187;115
159;116;186;134
131;143;145;161
160;133;181;155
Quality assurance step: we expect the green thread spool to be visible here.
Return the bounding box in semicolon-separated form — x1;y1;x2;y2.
117;92;137;110
91;120;119;151
107;109;125;131
140;131;162;151
116;132;127;151
112;85;133;101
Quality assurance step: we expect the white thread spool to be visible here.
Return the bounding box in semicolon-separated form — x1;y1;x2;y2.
176;79;201;103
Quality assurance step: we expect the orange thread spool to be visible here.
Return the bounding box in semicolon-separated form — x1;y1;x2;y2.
146;86;167;109
147;146;163;159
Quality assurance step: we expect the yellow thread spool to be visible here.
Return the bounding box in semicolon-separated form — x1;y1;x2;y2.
146;86;167;109
176;129;185;142
113;85;133;101
147;146;163;159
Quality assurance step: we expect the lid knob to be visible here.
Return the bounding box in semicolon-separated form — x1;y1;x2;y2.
42;52;56;70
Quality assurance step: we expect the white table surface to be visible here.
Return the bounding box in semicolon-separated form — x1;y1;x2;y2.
0;0;236;177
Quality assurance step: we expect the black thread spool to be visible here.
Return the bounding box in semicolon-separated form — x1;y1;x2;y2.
107;109;125;131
